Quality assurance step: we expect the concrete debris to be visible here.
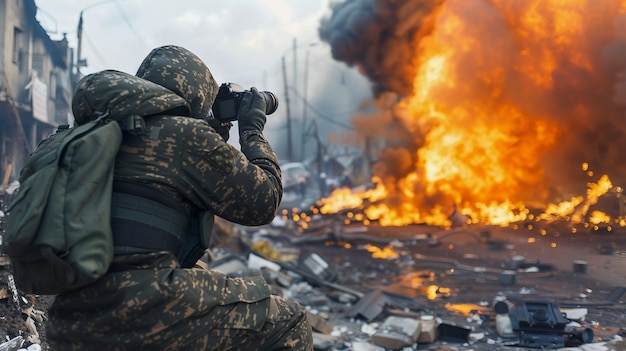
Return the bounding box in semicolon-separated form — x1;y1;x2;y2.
312;332;344;350
346;289;389;322
371;316;421;349
246;252;282;271
0;336;23;351
299;252;338;282
2;186;626;350
605;287;626;303
418;315;438;343
351;341;385;351
21;344;42;351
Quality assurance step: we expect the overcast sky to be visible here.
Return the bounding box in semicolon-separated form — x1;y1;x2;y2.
37;0;326;85
34;0;371;161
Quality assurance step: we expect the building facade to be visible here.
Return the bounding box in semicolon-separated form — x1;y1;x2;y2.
0;0;74;189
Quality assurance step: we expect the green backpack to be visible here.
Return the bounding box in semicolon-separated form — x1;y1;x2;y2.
2;117;122;295
2;69;192;295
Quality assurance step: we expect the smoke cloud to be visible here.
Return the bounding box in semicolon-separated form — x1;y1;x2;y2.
319;0;444;97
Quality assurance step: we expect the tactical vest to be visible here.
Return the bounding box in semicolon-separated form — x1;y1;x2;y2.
110;180;213;268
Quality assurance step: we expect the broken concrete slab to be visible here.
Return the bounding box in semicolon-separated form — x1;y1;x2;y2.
298;251;338;282
371;316;421;349
346;289;389;322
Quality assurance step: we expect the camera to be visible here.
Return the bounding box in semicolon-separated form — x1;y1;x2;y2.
211;83;279;122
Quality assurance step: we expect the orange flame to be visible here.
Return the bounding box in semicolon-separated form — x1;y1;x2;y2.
317;0;626;228
366;244;399;259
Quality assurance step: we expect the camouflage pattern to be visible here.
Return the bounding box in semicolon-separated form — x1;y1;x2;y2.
48;252;312;350
72;69;190;125
47;49;312;350
136;45;219;118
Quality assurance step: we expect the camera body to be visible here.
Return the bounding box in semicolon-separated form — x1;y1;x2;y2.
212;83;278;122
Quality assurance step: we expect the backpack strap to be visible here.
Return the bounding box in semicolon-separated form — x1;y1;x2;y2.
117;115;147;135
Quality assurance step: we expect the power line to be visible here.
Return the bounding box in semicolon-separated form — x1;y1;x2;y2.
35;7;59;35
288;87;353;130
83;31;108;69
112;0;150;51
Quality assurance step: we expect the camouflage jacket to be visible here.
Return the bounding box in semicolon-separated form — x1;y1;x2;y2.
71;69;283;224
46;71;296;350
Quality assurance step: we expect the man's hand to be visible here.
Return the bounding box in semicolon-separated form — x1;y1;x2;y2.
237;87;267;135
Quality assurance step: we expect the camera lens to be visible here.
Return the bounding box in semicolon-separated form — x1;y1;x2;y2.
260;91;279;115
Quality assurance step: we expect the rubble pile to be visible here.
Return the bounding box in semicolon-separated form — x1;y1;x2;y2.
1;185;52;351
0;185;47;351
1;187;626;350
255;217;626;350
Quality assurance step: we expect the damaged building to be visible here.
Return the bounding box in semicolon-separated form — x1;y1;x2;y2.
0;0;76;188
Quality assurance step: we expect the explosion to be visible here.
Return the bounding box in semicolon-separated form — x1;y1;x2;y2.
317;0;626;227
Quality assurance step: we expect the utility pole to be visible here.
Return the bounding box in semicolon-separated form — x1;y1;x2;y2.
282;38;317;162
312;119;323;175
300;50;310;161
291;38;300;160
76;0;115;76
292;38;297;100
76;11;83;76
282;56;293;161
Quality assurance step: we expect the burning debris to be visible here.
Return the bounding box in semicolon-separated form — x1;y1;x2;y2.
279;175;626;239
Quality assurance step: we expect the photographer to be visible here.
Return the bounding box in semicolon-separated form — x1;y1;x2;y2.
46;45;313;350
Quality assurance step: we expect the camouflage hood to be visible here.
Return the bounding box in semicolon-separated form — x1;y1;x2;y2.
135;45;219;119
72;70;190;126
